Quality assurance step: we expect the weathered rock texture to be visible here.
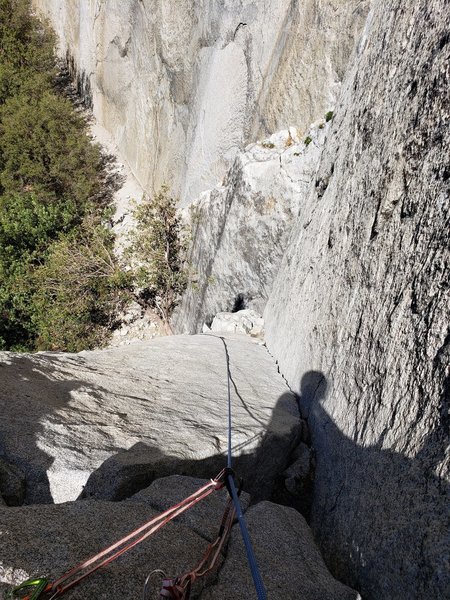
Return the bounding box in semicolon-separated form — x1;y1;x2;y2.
0;334;300;505
0;493;208;599
0;458;26;507
174;124;329;332
0;477;360;599
32;0;368;205
263;1;450;599
127;475;251;542
203;501;361;600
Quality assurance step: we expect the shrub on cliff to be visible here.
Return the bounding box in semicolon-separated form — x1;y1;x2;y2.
0;90;106;210
29;218;132;352
0;0;55;104
0;0;128;351
125;187;188;330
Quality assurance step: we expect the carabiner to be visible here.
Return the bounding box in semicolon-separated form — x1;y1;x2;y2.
6;577;51;600
143;569;166;600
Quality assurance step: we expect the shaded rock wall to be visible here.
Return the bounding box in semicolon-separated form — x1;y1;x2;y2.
264;1;450;598
203;501;361;600
32;0;368;205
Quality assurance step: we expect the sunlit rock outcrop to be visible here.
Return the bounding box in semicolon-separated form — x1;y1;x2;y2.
174;123;329;333
0;334;300;504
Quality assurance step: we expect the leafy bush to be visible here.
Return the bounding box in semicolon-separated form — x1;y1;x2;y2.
0;0;128;351
0;91;105;208
29;218;132;351
0;0;55;104
304;136;312;146
125;186;188;330
325;111;334;122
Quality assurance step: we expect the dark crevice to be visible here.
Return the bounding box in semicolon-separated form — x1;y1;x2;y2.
231;293;246;312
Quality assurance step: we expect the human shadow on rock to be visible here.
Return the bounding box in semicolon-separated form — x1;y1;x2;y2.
299;370;449;600
79;393;302;505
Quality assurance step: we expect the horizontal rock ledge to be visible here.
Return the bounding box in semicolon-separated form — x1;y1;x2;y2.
0;334;300;505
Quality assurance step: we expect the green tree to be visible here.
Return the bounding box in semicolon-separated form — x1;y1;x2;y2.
0;0;129;351
0;0;55;104
126;186;188;330
0;91;106;210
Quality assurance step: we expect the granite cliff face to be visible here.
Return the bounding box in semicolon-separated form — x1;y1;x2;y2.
172;0;449;597
174;123;329;333
32;0;368;205
9;1;448;599
263;1;449;598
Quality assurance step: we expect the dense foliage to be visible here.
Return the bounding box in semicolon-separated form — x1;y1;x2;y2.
0;0;129;351
126;186;188;331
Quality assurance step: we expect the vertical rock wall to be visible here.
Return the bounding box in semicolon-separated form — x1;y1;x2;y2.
264;1;449;598
32;0;368;205
174;124;329;333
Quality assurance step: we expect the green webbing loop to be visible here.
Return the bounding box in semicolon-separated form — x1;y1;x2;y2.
7;577;49;600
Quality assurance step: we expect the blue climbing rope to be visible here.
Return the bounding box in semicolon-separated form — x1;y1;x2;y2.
215;335;268;600
226;474;267;599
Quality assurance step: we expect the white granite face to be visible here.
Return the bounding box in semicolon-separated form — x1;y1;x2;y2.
32;0;368;206
174;122;329;333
